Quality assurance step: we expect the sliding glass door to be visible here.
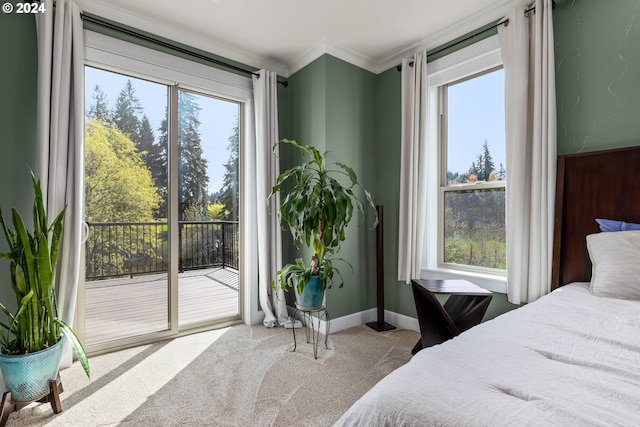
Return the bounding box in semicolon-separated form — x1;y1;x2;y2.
83;66;241;351
176;89;241;328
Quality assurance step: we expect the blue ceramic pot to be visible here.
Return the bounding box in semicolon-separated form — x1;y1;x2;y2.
295;275;325;310
0;334;65;402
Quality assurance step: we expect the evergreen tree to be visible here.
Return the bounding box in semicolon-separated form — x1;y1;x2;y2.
218;118;239;220
139;115;167;218
468;140;496;181
468;161;479;178
497;163;506;180
112;80;142;143
177;91;209;219
156;110;170;217
138;115;155;155
480;140;495;181
87;85;110;123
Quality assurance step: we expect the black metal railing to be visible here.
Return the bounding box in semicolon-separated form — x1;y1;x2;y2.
85;221;239;281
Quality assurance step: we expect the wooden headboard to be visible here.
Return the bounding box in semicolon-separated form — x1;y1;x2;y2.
551;146;640;289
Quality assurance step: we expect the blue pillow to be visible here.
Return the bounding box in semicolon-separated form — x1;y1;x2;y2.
595;218;640;232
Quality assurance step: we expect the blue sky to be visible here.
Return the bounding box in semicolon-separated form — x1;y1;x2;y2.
85;65;504;189
447;68;505;176
84;66;239;193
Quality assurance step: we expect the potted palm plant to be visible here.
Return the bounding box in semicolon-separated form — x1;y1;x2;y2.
0;173;90;403
269;139;377;309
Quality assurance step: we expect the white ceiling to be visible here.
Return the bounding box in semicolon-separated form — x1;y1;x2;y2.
77;0;520;77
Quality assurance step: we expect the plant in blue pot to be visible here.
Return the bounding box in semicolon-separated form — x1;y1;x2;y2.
0;173;90;403
269;139;377;310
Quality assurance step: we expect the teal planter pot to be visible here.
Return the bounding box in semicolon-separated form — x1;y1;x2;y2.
295;275;325;310
0;334;65;402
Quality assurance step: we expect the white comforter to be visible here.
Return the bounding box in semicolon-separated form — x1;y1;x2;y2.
336;283;640;426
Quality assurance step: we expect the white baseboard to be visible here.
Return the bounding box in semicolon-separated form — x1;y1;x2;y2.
379;310;420;333
285;306;419;336
245;310;265;326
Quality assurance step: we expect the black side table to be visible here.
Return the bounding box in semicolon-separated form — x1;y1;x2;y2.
410;279;492;355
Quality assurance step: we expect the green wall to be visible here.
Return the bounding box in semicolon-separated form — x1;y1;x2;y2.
284;56;327;151
0;11;38;312
277;55;327;295
372;67;411;316
555;0;640;154
282;55;377;318
324;56;377;317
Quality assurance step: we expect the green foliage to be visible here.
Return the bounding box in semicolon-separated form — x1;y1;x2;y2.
87;84;110;123
443;188;506;269
207;203;229;221
470;140;496;182
444;141;506;269
451;140;504;184
84;119;160;222
177;91;209;220
84;119;163;280
112;79;142;142
0;173;90;378
269;139;377;292
156;109;170;216
139;114;167;218
218;117;239;221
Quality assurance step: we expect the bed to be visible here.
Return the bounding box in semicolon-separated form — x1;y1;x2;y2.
335;146;640;426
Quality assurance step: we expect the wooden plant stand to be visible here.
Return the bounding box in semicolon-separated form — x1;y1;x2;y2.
0;379;63;426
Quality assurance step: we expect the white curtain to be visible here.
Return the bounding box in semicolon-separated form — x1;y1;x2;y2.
35;0;84;368
397;52;429;283
498;0;557;304
252;70;288;327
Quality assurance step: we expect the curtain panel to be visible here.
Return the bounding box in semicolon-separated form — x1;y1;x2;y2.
252;70;288;327
35;0;85;368
499;0;557;304
397;52;428;283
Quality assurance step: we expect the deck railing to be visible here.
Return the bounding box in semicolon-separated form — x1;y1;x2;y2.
85;221;239;281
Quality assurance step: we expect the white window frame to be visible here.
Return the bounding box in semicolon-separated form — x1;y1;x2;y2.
421;35;507;293
84;31;253;101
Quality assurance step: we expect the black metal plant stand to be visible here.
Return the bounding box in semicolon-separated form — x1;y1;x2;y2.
291;304;330;359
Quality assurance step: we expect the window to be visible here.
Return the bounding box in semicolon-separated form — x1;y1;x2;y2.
439;68;506;273
424;35;506;292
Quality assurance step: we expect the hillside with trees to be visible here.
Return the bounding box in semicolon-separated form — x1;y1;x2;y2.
444;141;506;270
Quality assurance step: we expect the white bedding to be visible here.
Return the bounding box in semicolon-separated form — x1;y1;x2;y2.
336;283;640;426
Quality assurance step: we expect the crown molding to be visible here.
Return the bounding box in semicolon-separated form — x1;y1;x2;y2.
76;0;290;77
77;0;526;79
373;0;521;74
286;38;380;76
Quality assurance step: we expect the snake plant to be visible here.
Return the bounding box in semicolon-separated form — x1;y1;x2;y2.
0;173;90;378
269;139;377;294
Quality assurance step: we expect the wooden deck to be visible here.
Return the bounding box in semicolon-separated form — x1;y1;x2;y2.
84;268;239;345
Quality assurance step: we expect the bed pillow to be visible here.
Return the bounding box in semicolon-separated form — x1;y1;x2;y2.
586;230;640;299
595;218;640;232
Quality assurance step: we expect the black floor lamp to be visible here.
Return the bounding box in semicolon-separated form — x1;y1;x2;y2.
366;205;396;332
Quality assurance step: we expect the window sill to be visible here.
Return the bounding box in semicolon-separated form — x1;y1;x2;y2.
420;268;507;294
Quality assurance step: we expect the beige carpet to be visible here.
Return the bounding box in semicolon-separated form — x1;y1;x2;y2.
8;324;418;426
